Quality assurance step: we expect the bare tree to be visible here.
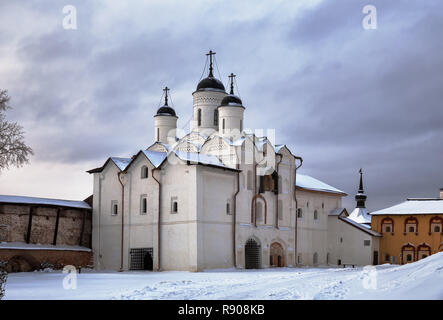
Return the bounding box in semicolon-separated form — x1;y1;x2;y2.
0;90;33;171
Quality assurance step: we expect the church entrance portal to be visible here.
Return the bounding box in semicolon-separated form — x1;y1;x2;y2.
245;238;261;269
270;242;285;267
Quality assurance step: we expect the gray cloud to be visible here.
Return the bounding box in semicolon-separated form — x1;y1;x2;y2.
0;0;442;210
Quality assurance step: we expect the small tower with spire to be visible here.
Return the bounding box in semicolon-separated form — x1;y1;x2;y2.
355;168;367;208
192;50;228;133
348;168;372;225
218;73;245;138
154;87;178;145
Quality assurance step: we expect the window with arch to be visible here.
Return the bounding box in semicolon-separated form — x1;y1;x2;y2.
240;119;243;132
222;118;225;133
141;166;149;179
417;243;431;260
297;208;303;219
314;210;318;220
226;201;231;215
256;201;263;222
401;243;415;264
404;216;418;234
156;128;160;141
429;216;443;234
278;200;283;220
197;108;202;126
381;217;394;233
171;196;178;214
140;194;147;214
247;170;253;190
313;252;318;265
214;109;218;126
111;200;118;216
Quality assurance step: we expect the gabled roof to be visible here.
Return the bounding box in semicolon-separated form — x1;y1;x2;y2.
0;195;91;210
87;157;132;173
338;216;382;237
371;199;443;215
123;149;167;172
142;150;167;168
296;174;347;196
329;208;348;216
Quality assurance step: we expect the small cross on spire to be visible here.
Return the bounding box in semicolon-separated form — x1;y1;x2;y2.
228;73;236;95
163;86;170;106
206;50;216;77
359;168;364;193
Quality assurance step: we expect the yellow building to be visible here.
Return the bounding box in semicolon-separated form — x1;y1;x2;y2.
371;191;443;265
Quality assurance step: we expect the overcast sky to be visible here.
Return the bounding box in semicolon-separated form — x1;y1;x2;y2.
0;0;442;211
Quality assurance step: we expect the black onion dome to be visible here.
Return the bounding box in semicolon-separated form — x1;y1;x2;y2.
156;105;176;117
196;76;226;92
220;94;243;107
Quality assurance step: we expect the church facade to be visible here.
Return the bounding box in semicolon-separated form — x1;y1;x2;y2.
88;51;379;271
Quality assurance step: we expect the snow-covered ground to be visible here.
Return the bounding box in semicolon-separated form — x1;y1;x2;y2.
3;252;443;300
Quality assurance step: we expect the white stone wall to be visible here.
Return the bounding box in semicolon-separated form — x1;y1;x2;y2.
154;115;177;145
196;166;237;270
295;190;342;266
92;127;376;271
327;216;379;266
192;90;227;132
218;106;244;136
92;162;125;270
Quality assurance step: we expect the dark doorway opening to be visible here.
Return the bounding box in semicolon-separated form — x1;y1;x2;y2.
130;248;153;271
373;251;378;265
245;238;261;269
144;252;153;271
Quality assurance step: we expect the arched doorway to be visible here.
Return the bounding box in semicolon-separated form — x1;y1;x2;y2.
270;242;285;267
245;238;261;269
144;252;153;271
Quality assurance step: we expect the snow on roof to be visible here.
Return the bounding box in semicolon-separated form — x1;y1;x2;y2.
274;144;285;153
0;195;91;210
348;207;372;224
173;151;237;170
111;157;132;171
156;142;171;151
329;208;347;216
0;242;91;252
232;137;246;146
371;199;443;215
142;150;167;168
296;174;346;195
338;216;381;237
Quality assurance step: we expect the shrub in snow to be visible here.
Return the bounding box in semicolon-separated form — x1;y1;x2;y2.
0;261;7;300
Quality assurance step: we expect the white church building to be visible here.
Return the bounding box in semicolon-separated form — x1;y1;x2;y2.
88;51;380;271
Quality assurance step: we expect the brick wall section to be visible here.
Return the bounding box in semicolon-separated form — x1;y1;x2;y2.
0;249;91;272
0;203;92;271
0;204;92;247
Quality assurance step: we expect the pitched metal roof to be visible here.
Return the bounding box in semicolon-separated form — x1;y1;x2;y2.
371;199;443;215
